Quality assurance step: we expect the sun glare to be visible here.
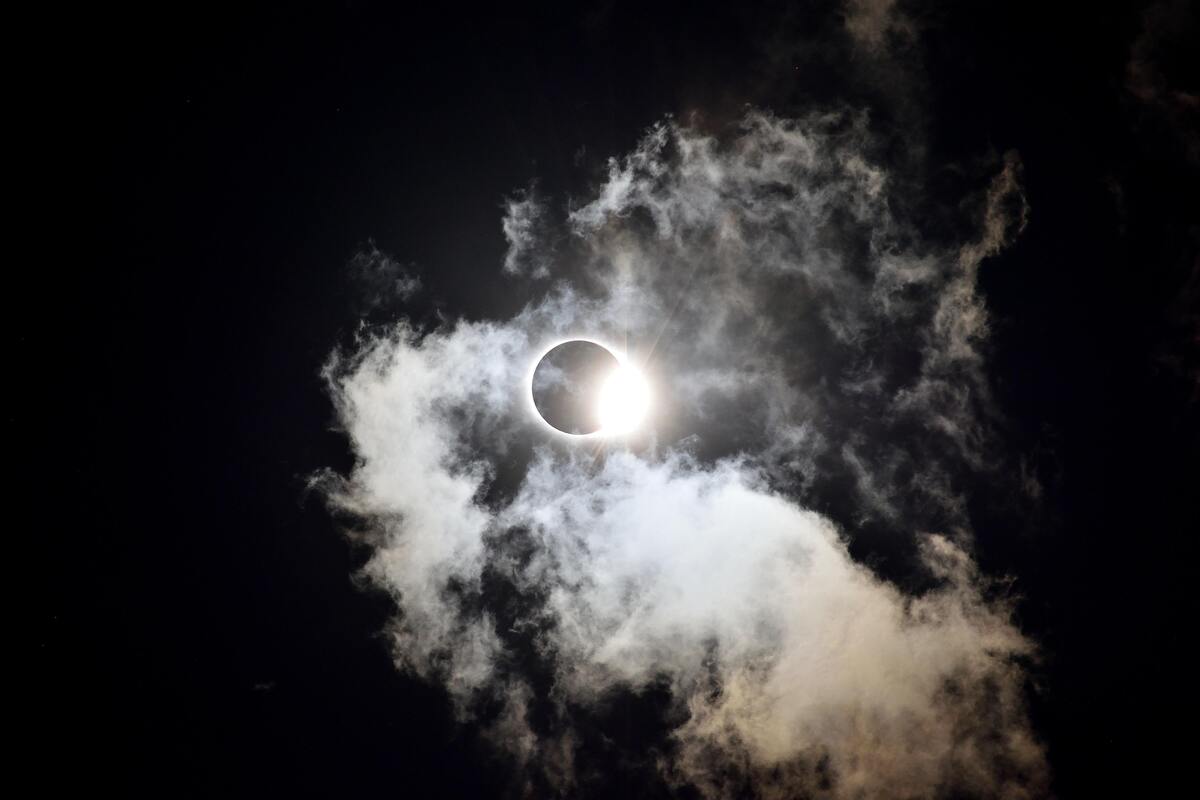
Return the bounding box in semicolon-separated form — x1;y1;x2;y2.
596;364;651;435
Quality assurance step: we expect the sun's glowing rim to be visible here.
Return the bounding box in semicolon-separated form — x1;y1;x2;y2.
527;337;651;439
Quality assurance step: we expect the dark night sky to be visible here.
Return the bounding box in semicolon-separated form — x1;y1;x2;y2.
23;1;1198;797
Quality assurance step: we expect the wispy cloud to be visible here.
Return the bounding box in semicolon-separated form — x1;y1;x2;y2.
502;184;553;279
317;110;1045;797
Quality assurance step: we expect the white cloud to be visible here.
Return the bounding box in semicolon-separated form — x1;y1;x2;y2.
318;111;1046;797
502;186;553;278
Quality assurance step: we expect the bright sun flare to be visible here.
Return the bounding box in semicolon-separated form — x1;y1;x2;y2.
596;364;651;435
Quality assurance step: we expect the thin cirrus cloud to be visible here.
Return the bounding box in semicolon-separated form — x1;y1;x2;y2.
315;110;1046;797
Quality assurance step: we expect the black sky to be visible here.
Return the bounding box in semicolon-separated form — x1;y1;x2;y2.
24;1;1198;797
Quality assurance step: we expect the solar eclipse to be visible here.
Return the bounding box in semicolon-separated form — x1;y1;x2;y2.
530;339;650;437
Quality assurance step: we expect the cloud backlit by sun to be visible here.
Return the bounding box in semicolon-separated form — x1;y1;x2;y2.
316;110;1045;798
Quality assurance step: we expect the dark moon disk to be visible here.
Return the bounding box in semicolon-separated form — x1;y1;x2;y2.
531;340;621;434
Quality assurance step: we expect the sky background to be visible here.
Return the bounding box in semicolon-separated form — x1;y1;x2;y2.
25;1;1198;797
